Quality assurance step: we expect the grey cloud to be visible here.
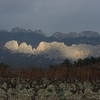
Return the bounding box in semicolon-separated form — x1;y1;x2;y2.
0;0;100;33
0;0;34;16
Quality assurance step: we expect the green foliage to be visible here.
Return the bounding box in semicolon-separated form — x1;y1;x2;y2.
62;59;72;67
63;57;100;67
75;57;99;66
0;63;10;69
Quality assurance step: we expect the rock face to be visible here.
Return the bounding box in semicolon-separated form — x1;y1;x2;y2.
0;78;99;100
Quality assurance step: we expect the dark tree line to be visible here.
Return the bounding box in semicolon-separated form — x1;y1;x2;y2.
0;57;100;81
62;57;100;68
47;57;100;81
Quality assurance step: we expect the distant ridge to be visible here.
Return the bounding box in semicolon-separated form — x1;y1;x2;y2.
0;28;100;46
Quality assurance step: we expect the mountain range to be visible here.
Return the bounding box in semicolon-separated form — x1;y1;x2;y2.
0;27;100;67
0;28;100;46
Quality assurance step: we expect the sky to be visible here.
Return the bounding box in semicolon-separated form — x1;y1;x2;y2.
0;0;100;34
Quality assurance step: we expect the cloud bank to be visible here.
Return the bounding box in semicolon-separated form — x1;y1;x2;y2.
0;0;100;33
4;40;100;60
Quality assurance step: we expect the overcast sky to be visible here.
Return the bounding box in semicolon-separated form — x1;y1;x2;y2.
0;0;100;34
